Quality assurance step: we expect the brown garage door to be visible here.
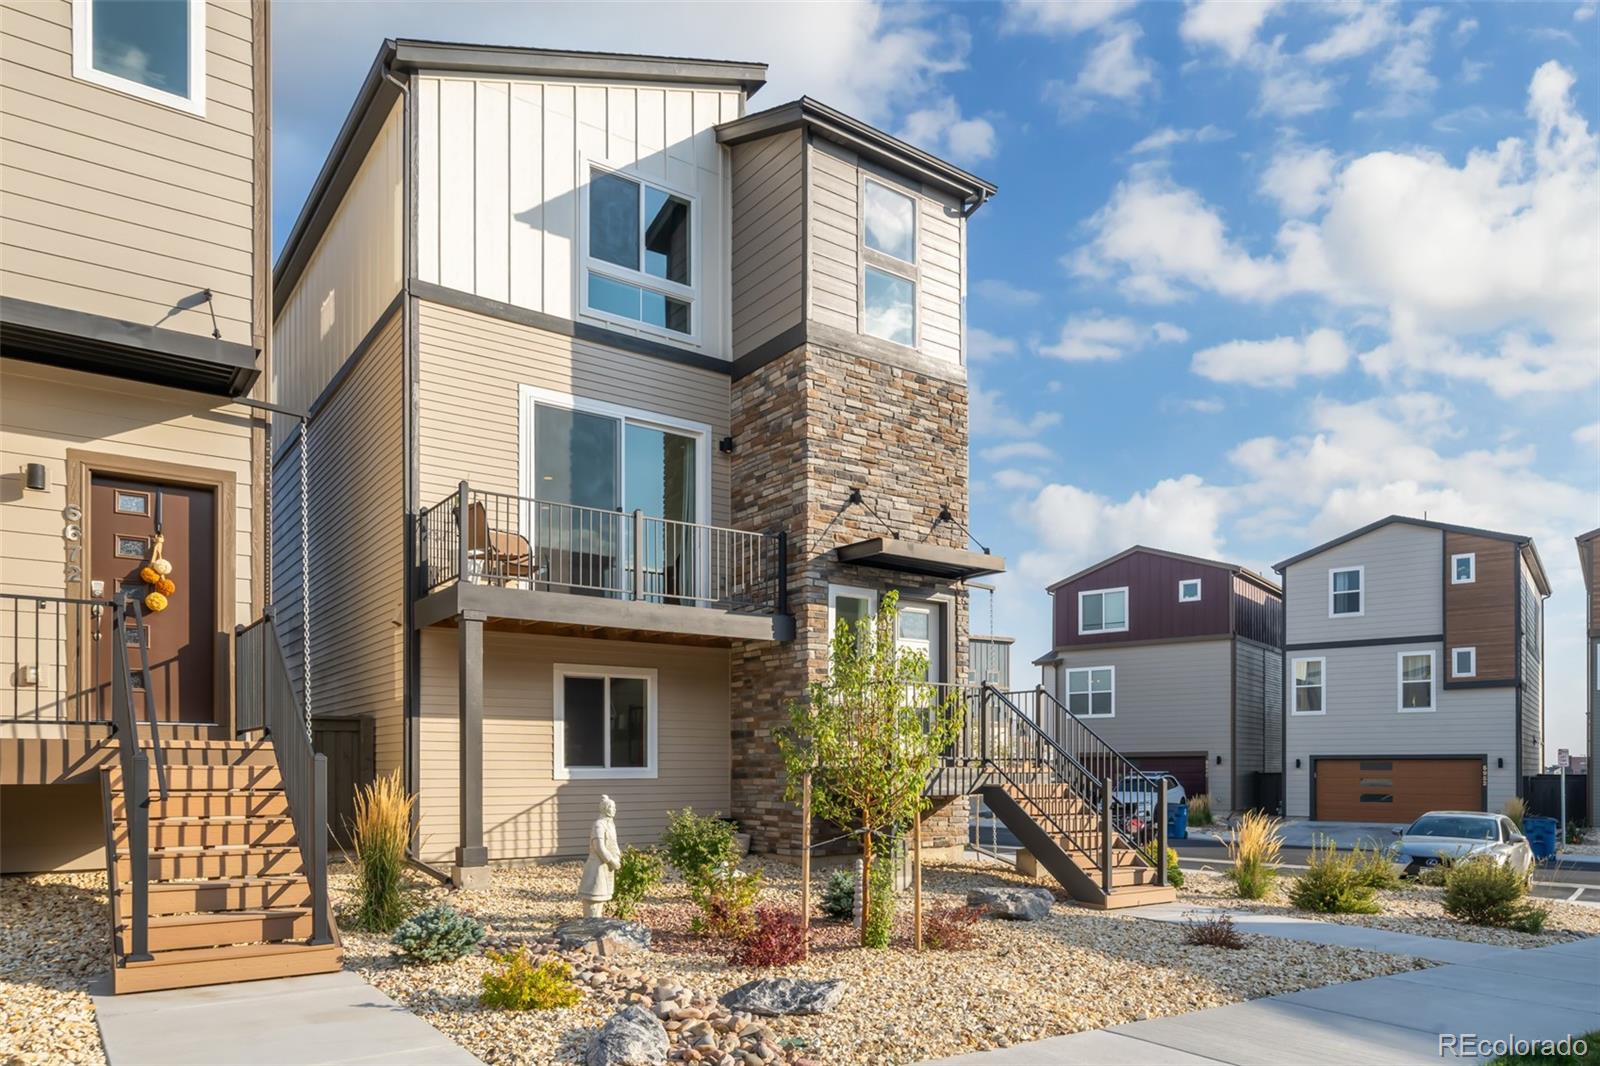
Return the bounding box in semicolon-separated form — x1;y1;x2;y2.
1315;758;1483;822
1130;755;1208;800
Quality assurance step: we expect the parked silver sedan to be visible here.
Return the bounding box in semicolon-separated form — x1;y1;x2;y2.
1392;811;1534;877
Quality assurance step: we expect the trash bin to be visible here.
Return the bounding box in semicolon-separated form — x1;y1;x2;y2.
1168;801;1189;841
1523;816;1557;861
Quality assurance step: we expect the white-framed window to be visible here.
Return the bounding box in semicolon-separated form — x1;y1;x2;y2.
1077;586;1129;635
1397;650;1435;713
72;0;206;116
1451;553;1476;584
1065;666;1114;717
1329;566;1364;617
827;584;877;642
553;664;657;779
581;162;698;341
860;177;918;348
1452;646;1477;678
1178;579;1202;603
1291;656;1326;715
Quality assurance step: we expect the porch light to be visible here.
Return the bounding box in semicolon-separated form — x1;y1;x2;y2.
24;462;46;491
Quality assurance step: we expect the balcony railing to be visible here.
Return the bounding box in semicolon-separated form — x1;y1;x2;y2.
1;592;114;724
418;484;787;615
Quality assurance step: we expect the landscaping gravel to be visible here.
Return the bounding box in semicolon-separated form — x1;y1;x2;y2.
0;873;110;1066
332;858;1428;1066
1180;868;1600;946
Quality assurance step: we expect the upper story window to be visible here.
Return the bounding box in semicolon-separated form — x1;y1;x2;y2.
1178;579;1202;603
1398;651;1435;712
1065;666;1114;717
72;0;206;116
1329;566;1364;617
585;167;695;338
861;178;917;348
1451;553;1476;584
1078;587;1128;635
1452;646;1477;678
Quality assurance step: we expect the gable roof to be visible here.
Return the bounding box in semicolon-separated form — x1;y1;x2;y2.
1274;515;1551;596
274;39;769;313
1045;545;1280;597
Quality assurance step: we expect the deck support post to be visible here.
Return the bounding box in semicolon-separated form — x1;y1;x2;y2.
1101;776;1114;897
454;610;489;890
800;772;812;957
913;808;923;951
1156;782;1169;888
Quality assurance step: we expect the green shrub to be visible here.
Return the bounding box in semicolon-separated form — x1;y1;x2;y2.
1187;794;1214;827
350;770;415;933
391;904;484;964
1289;841;1382;914
1138;843;1184;889
1225;810;1282;900
862;848;895;950
479;950;582;1011
1414;860;1451;888
1351;842;1402;891
1443;855;1539;929
689;864;763;939
607;847;664;920
819;867;855;920
660;808;738;887
1502;797;1526;831
1511;902;1550;934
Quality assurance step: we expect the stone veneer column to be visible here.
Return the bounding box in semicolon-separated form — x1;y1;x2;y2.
729;341;973;857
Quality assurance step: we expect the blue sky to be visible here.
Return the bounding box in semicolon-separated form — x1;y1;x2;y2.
272;1;1600;758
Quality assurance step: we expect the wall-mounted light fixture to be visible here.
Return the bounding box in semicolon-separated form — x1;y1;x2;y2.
719;436;735;454
1215;754;1223;765
24;463;46;491
1294;758;1302;769
1497;757;1504;769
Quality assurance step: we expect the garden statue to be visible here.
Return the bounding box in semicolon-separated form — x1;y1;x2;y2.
579;795;621;917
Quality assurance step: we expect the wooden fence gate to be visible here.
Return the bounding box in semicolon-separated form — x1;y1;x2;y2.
311;716;375;850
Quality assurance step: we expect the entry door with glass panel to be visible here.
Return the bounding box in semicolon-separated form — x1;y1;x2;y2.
528;398;701;600
896;602;942;682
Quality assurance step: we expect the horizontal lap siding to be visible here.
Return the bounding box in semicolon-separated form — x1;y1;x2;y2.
1284;641;1515;816
416;628;731;863
1285;523;1442;645
0;0;258;347
269;311;404;778
1233;638;1284;796
415;300;732;524
729;131;803;356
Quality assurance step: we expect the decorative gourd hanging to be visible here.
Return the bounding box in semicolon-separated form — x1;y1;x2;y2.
141;528;177;614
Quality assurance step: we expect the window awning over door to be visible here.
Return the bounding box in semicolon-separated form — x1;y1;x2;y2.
835;537;1005;581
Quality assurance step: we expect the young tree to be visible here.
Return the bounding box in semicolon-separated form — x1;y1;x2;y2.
778;591;964;947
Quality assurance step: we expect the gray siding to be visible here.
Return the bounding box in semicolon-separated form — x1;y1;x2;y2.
1592;637;1599;826
1284;640;1517;816
1518;554;1543;780
1284;522;1443;645
729;129;803;356
1051;639;1234;812
1234;638;1284;797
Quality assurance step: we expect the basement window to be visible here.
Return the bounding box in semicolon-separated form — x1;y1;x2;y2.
72;0;206;116
554;665;656;779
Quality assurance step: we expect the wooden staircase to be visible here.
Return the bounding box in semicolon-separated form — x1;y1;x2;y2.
933;685;1178;910
101;742;342;993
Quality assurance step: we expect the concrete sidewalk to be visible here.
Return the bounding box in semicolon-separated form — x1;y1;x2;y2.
93;970;481;1065
923;936;1600;1064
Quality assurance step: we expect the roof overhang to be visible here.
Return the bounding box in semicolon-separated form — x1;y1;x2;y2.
835;538;1005;581
716;97;998;206
0;297;259;398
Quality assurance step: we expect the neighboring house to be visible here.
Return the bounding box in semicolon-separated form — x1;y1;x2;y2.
0;0;270;870
1275;516;1550;823
1579;527;1600;828
270;40;1001;886
1032;547;1284;815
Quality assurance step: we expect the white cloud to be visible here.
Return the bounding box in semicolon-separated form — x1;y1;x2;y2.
900;96;998;165
1360;7;1444;118
970;382;1062;439
1303;3;1398;65
1261;144;1337;216
982;441;1057;464
974;279;1043;307
1039;314;1188;361
1577;0;1598;22
1047;20;1156;114
1453;17;1479;43
1001;0;1140;36
1130;124;1230;154
993;469;1045;492
1184;397;1226;414
1573;422;1600;449
1192;328;1351;387
968;327;1018;362
1179;0;1281;63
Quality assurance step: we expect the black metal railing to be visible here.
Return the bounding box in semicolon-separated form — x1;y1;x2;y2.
1;592;113;723
235;610;332;945
108;590;169;962
417;483;787;614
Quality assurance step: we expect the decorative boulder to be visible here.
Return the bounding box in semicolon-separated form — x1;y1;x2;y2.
587;1005;668;1066
720;977;846;1017
966;887;1055;921
552;917;652;955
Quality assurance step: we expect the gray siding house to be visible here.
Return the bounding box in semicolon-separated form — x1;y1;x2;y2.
1276;517;1550;822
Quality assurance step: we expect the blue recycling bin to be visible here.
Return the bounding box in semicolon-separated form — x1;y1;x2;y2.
1168;800;1189;841
1523;816;1557;861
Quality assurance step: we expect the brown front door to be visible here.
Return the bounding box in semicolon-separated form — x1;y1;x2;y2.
90;476;216;723
1314;757;1484;822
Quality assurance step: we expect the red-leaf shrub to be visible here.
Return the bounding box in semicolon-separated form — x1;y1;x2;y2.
923;904;983;950
728;906;806;967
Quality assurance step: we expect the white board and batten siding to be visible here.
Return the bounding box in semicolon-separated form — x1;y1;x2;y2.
271;97;404;439
807;137;966;366
415;76;742;359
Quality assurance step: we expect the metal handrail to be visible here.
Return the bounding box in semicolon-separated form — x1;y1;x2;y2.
235;610;332;945
0;592;111;723
106;591;169;961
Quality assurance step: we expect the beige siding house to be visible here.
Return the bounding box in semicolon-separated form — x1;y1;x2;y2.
0;0;271;872
273;41;1001;883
